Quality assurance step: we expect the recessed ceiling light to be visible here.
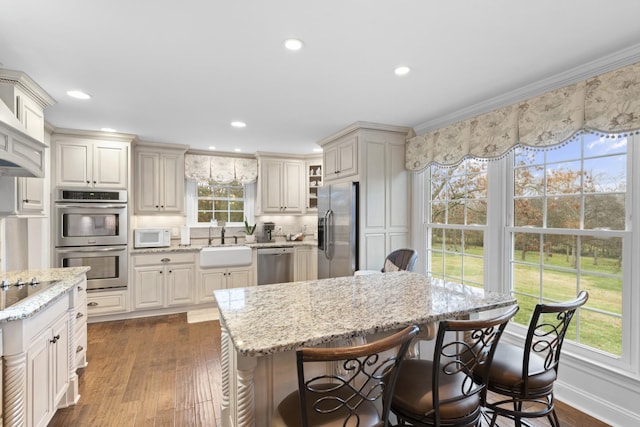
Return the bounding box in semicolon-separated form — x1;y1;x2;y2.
101;127;117;132
67;90;91;100
284;38;304;51
234;148;242;152
394;66;411;76
208;146;216;151
230;121;246;128
313;147;323;153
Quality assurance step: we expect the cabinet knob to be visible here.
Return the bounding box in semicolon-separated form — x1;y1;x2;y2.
78;286;84;291
87;302;98;307
23;199;29;203
155;205;159;208
76;312;84;319
168;270;172;273
50;334;61;344
161;205;164;208
93;180;97;184
77;345;84;353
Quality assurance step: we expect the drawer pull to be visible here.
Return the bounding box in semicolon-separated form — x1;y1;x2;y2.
77;345;84;353
87;302;99;307
161;257;171;263
78;286;84;291
76;312;84;319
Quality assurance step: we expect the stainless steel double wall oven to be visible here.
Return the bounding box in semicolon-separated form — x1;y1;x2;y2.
54;189;128;291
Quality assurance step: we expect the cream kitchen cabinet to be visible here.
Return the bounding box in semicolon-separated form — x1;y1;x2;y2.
199;266;253;304
134;143;187;214
0;176;45;215
321;134;358;183
86;289;128;318
258;157;304;213
305;159;322;212
27;312;69;427
132;252;196;310
0;69;55;143
294;245;317;281
53;135;130;189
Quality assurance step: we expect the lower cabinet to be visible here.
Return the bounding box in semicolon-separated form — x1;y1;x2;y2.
86;289;128;317
27;313;69;427
132;252;196;310
199;266;253;303
295;245;318;281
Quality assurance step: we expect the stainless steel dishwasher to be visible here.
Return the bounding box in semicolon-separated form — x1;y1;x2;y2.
257;246;294;285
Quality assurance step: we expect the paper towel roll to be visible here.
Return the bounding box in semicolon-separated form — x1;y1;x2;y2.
180;225;190;245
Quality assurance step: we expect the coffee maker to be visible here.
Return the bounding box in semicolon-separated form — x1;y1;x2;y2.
263;222;275;241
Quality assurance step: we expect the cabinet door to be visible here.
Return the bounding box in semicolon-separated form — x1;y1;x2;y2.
93;142;128;188
337;136;358;178
52;315;69;408
323;144;339;181
136;151;160;213
16;87;45;142
27;328;53;427
20;177;45;213
200;269;226;303
133;266;165;309
261;159;284;212
160;153;184;213
227;267;252;288
167;264;195;306
282;161;303;213
55;141;91;187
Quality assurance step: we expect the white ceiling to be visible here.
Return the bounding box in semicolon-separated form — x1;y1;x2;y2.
2;1;640;155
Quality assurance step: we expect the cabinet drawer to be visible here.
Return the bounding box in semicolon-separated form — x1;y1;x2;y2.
133;252;195;266
87;290;127;316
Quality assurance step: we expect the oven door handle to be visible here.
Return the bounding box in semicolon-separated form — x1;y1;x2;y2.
55;247;127;253
55;204;127;209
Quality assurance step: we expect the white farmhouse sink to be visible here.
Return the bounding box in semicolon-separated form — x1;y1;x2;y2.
200;245;252;268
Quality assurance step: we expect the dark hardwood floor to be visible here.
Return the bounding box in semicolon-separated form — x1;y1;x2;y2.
49;314;609;426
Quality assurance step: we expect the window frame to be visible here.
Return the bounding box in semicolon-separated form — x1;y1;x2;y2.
420;133;637;373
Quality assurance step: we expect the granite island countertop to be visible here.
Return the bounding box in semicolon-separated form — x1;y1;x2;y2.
214;271;516;357
0;266;90;323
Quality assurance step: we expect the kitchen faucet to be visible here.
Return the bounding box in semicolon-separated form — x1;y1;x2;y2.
208;225;214;245
221;226;225;245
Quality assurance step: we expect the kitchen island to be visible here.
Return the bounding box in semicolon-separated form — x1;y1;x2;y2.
0;266;89;427
214;271;516;427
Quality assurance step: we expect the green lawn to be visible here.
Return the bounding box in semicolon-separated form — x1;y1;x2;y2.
430;245;622;355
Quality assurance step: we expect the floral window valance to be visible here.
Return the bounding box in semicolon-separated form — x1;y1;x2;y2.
185;154;258;184
406;60;640;171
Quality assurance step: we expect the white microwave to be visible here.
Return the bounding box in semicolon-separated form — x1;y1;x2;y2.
134;228;171;248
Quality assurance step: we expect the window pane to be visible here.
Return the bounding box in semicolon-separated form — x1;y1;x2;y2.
198;200;213;210
514;197;543;227
584;194;625;230
198;185;212;197
584;133;627;157
448;201;465;224
582;309;622;355
431;202;446;224
546;162;582;196
580;236;623;275
584;157;626;193
546;195;581;228
466;200;487;224
514;166;544;197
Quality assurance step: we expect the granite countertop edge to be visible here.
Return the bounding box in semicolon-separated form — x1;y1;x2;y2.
0;266;90;324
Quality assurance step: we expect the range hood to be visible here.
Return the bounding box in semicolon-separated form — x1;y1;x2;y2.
0;93;45;178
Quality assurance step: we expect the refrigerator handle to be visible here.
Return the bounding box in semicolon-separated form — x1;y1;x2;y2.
326;209;334;259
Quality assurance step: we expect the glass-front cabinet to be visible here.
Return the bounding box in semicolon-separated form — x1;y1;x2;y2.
306;160;322;211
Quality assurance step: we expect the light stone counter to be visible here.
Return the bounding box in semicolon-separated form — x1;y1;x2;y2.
0;266;90;323
129;240;317;255
214;271;516;426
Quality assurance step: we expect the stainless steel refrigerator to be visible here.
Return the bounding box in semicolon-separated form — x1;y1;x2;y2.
317;181;358;278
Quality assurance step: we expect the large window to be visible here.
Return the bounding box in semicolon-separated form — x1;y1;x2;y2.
424;132;632;360
510;133;626;356
427;158;487;288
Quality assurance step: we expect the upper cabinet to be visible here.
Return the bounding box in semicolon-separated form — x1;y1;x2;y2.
134;142;187;214
0;176;45;215
306;159;322;211
322;134;358;183
257;156;304;214
0;69;55;143
53;133;132;189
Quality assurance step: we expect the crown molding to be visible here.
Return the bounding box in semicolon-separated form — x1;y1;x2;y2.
413;42;640;136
